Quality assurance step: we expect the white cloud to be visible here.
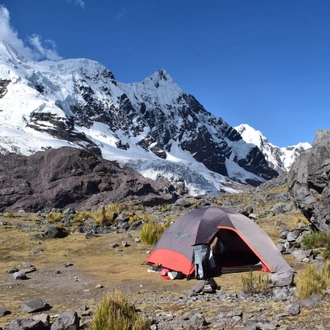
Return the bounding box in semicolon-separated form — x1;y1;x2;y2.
75;0;85;9
66;0;85;9
117;8;126;20
0;5;62;61
28;34;62;61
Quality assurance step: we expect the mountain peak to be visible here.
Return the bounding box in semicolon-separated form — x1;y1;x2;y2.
0;42;288;195
235;124;311;173
149;69;173;83
0;40;27;64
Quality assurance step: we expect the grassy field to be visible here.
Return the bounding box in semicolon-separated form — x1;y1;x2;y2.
0;210;327;329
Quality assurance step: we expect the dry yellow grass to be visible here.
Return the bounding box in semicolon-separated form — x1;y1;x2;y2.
0;209;329;329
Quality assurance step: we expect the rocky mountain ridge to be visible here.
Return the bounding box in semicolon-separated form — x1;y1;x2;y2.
0;40;280;195
235;124;311;174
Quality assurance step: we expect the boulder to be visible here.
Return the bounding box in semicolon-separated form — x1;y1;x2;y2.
21;299;51;313
288;130;330;232
50;311;79;330
0;307;10;317
44;226;69;239
9;318;45;330
270;271;294;287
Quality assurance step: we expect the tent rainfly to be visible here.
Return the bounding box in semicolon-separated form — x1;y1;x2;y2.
146;207;293;278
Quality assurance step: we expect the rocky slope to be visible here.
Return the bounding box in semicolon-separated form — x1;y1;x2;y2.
0;147;179;213
288;129;330;233
0;174;329;330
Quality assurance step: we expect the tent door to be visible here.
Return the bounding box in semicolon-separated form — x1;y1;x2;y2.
193;244;212;280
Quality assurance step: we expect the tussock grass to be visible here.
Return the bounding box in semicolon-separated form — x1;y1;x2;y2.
89;291;150;330
140;220;165;245
74;203;130;226
296;263;330;299
47;212;64;223
241;271;273;295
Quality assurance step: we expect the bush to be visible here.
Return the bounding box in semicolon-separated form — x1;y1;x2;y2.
93;207;116;226
241;271;273;295
89;291;149;330
302;231;328;249
73;208;115;226
140;220;165;245
296;264;330;299
47;213;64;224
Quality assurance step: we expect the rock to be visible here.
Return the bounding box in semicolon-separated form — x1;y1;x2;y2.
122;240;129;247
174;198;191;207
186;281;207;297
64;262;73;267
44;226;69;239
9;319;45;330
0;147;176;213
286;230;300;242
8;267;19;274
288;302;300;315
31;247;45;255
292;249;312;262
32;314;50;327
21;262;33;268
21;299;51;313
288;130;330;232
50;311;79;330
13;271;28;280
189;313;207;328
0;307;10;317
63;208;75;215
270;271;294;287
127;220;143;231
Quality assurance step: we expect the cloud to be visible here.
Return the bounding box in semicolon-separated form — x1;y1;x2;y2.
75;0;85;9
28;35;62;61
117;8;127;20
0;5;62;61
66;0;85;9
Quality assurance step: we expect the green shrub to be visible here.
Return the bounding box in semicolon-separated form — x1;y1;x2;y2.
140;220;165;245
302;231;328;249
302;231;330;260
241;271;272;295
296;264;329;299
89;291;149;330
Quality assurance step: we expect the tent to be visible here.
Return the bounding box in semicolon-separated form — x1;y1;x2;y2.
146;207;292;278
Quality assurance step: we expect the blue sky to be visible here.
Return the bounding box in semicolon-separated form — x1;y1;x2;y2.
1;0;329;147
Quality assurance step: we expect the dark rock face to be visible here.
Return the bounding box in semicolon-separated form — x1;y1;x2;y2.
0;147;176;212
56;70;277;185
287;130;330;232
0;78;10;98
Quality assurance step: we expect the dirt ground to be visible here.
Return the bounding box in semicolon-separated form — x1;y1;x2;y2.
0;213;203;327
0;211;329;329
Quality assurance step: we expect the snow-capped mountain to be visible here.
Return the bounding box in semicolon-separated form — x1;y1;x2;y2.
235;124;311;173
0;41;278;195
